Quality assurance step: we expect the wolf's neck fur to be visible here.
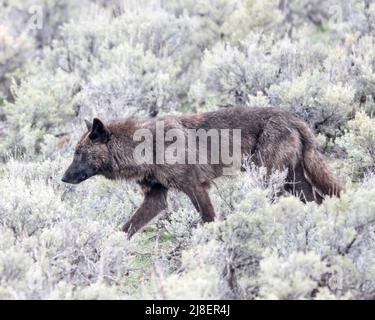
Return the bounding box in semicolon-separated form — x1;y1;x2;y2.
104;118;154;181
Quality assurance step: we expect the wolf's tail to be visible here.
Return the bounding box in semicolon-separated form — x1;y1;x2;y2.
295;121;343;198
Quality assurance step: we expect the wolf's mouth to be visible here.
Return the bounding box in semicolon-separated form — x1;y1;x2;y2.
61;172;88;184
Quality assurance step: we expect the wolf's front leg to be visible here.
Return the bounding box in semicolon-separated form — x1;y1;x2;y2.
181;184;216;223
122;183;168;238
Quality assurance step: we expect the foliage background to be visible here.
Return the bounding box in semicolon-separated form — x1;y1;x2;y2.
1;0;375;299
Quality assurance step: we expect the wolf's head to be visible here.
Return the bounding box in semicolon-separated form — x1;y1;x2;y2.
62;118;112;184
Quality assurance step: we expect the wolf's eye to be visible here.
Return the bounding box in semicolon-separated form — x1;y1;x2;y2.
74;150;85;161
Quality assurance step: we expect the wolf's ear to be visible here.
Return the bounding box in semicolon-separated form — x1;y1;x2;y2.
89;118;111;143
84;119;92;131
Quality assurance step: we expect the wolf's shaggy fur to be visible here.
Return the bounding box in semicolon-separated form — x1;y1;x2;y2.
62;107;343;237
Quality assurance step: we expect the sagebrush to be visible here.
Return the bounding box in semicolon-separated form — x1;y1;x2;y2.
1;0;375;299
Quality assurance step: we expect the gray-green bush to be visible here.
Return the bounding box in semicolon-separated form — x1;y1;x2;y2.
1;0;375;299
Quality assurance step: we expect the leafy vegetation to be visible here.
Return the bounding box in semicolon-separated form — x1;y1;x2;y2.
1;0;375;299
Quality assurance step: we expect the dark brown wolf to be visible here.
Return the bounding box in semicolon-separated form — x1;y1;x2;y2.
62;107;343;237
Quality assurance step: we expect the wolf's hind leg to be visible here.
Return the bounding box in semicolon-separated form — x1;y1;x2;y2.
250;115;301;174
122;183;168;238
285;162;323;204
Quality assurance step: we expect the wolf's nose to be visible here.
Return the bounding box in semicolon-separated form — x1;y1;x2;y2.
61;176;68;183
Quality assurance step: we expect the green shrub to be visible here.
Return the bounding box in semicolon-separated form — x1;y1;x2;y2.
2;0;375;300
337;111;375;180
159;175;375;299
